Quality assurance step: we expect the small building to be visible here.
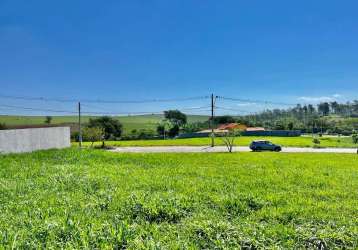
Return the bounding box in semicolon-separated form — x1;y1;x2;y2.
217;123;247;131
245;127;265;132
198;129;228;134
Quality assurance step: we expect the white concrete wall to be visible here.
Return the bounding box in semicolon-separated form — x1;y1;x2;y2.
0;127;71;154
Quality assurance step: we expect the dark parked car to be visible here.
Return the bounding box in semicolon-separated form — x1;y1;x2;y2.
250;140;282;152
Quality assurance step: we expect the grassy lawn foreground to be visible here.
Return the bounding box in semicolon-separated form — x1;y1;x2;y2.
0;149;357;248
80;135;357;148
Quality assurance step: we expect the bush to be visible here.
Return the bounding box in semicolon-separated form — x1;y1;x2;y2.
352;132;358;144
182;122;209;133
82;127;104;147
44;116;52;124
137;129;156;139
312;138;320;146
71;131;80;142
168;124;180;138
121;129;157;140
0;123;7;130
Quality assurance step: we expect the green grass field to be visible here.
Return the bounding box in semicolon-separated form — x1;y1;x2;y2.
81;135;357;148
0;149;357;248
0;114;209;134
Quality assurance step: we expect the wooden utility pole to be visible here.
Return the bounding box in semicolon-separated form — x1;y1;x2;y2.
211;93;215;147
78;102;82;148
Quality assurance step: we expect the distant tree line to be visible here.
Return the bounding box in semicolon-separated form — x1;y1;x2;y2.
236;101;358;135
178;101;358;136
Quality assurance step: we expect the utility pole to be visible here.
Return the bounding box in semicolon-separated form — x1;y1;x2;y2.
211;93;215;147
78;102;82;148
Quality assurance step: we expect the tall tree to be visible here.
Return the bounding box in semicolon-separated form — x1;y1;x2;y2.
213;115;236;124
88;116;123;139
330;101;339;114
308;104;315;114
164;110;187;126
318;102;330;116
44;116;53;124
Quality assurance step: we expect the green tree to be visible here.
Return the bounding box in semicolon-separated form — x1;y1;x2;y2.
161;110;187;138
88;116;122;140
308;104;315;114
330;101;339;114
44;116;53;124
318;102;330;116
82;127;104;147
274;120;285;130
157;120;171;139
168;124;180;138
287;121;294;130
213;115;236;124
164;110;187;126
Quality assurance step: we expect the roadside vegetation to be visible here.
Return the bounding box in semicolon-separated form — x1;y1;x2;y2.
79;135;358;148
0;149;357;248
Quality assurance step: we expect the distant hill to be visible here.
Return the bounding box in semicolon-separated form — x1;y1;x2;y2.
0;114;209;134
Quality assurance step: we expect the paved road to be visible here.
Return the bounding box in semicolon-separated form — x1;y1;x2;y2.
109;146;358;154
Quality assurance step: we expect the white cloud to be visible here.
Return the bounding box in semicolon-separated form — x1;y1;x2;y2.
332;94;342;98
297;94;343;103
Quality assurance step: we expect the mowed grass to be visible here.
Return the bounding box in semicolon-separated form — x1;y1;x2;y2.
0;149;357;248
82;135;357;148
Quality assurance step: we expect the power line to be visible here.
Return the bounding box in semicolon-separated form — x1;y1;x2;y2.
217;96;297;106
0;104;77;114
0;94;209;104
215;106;253;114
81;104;211;112
0;104;212;116
81;103;115;112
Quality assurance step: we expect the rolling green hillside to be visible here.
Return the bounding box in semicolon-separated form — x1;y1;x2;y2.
0;114;209;134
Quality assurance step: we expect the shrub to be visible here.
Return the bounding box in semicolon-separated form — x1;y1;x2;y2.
136;129;155;139
71;131;79;142
0;123;6;130
312;138;320;148
168;124;180;138
352;132;358;144
220;129;242;153
122;129;157;140
182;121;209;133
82;127;104;147
44;116;52;124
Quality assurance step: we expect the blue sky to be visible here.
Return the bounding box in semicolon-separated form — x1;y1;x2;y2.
1;0;358;115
